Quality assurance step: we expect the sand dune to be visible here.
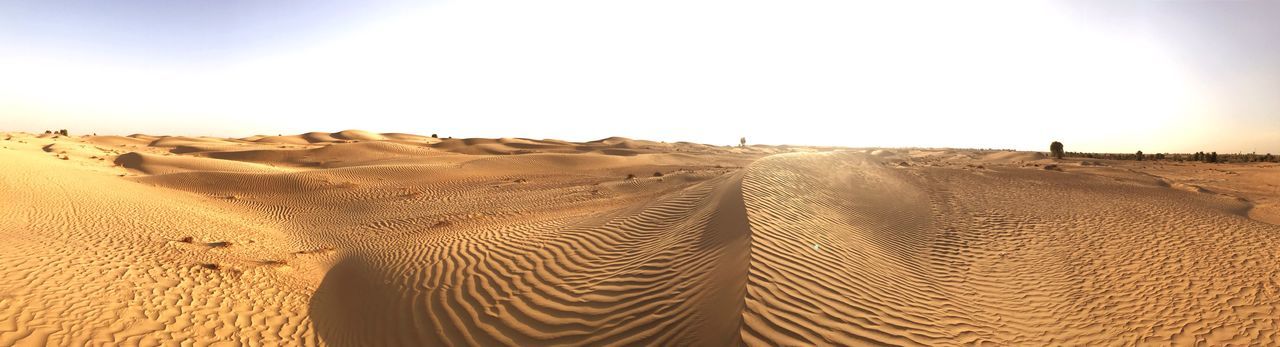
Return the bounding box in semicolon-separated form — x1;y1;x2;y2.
114;152;293;175
332;130;387;141
251;135;315;145
84;135;153;147
1;131;1277;345
980;150;1047;162
741;151;1280;345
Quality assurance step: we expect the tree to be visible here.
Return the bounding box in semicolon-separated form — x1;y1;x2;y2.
739;137;746;148
1209;152;1218;163
1050;141;1064;159
1135;150;1144;161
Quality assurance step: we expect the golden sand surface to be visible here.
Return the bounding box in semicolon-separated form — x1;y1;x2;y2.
1;131;1277;345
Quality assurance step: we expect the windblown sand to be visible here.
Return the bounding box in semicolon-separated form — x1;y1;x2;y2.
1;131;1277;346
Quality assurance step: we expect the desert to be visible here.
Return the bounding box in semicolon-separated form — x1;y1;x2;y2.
6;1;1280;345
1;130;1277;346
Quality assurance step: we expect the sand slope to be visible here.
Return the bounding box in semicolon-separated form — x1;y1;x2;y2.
1;131;1278;346
741;151;1280;345
0;138;320;346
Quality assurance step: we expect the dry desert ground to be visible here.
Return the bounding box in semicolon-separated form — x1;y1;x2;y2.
1;130;1278;346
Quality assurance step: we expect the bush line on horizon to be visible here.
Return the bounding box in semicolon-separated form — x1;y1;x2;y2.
1050;141;1275;163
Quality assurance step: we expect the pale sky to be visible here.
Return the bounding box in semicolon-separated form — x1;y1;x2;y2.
1;0;1277;153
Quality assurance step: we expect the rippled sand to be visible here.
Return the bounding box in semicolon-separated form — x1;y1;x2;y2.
2;131;1277;345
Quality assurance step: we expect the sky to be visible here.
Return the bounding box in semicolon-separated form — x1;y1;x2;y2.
1;0;1277;153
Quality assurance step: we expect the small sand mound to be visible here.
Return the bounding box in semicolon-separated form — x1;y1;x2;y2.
252;135;313;145
84;135;152;147
869;149;897;157
380;133;440;143
41;142;110;159
205;141;437;168
302;132;342;143
982;151;1047;162
114;152;289;175
333;130;386;141
148;136;233;148
1172;182;1214;194
590;136;634;145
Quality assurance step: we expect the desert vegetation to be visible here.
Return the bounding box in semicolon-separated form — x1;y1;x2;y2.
1064;150;1274;163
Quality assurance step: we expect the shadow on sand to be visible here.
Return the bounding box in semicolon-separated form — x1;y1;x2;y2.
308;254;425;346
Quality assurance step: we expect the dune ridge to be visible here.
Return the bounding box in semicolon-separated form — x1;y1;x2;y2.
741;151;1280;345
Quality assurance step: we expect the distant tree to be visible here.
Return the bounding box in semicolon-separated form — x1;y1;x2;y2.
1050;141;1064;159
1135;150;1144;161
1209;152;1219;163
1154;153;1165;160
431;133;438;138
58;129;68;136
739;137;746;148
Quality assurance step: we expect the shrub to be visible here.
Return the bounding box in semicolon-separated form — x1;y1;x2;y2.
1136;150;1144;161
653;171;664;177
625;174;637;180
1050;141;1064;159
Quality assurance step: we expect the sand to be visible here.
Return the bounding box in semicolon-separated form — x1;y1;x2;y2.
1;132;1277;346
